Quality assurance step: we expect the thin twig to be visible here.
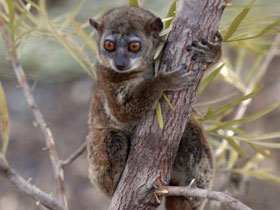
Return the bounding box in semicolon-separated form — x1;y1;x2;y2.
215;34;280;157
60;142;86;169
156;186;253;210
0;154;66;210
0;25;68;209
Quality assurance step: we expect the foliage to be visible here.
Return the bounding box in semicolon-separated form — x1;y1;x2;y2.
0;82;9;156
0;0;280;186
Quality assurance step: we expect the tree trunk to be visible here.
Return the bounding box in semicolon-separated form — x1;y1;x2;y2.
109;0;226;209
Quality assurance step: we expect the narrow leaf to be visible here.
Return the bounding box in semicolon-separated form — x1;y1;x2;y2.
216;134;247;158
39;0;47;17
0;83;10;156
238;132;280;141
205;85;263;120
7;0;15;41
129;0;139;7
165;0;176;28
197;63;224;96
233;169;280;184
237;140;280;149
242;153;265;171
247;143;272;159
227;149;239;170
223;0;255;41
14;3;31;34
156;102;163;129
72;20;96;52
163;94;174;110
209;100;280;132
227;17;280;42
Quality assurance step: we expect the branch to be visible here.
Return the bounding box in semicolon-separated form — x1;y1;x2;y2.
60;142;86;169
0;23;68;209
0;154;66;210
109;0;226;209
156;186;252;210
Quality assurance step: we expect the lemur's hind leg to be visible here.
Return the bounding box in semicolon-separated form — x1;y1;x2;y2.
87;128;130;198
165;118;215;210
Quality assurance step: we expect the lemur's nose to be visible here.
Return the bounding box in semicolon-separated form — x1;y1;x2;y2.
115;61;126;70
114;55;129;71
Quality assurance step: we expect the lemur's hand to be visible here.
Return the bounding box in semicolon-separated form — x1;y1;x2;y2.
186;31;222;64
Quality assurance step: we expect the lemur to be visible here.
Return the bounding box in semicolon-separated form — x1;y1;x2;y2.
86;6;222;210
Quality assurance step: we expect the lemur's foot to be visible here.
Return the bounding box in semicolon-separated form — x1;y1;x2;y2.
186;31;222;64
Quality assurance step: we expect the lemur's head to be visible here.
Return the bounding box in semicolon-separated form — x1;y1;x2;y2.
89;7;163;73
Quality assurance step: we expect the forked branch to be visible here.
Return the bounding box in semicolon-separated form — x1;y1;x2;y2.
0;154;66;210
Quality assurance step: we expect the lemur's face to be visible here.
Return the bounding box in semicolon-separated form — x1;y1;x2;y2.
89;7;163;73
98;31;146;72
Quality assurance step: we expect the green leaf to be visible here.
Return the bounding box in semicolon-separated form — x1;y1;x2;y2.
242;153;265;171
163;94;174;110
129;0;139;7
196;92;238;107
238;132;280;141
0;83;10;156
165;0;177;28
16;28;37;42
233;169;280;184
219;65;246;92
0;0;9;14
227;17;280;42
14;3;32;34
223;0;255;41
205;85;263;120
39;0;47;17
216;133;247;158
154;42;165;60
245;56;263;85
209;99;280;132
7;0;15;41
255;17;280;37
197;63;224;96
247;143;273;159
216;149;226;168
227;149;239;170
72;20;96;52
156;102;163;129
236;140;280;149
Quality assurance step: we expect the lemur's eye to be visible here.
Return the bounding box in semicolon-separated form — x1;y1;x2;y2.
128;41;141;52
104;40;115;51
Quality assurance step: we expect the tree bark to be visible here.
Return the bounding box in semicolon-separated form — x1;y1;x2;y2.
109;0;226;209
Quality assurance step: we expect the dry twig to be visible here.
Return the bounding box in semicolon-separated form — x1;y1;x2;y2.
156;186;253;210
0;154;66;210
0;24;68;209
60;142;86;169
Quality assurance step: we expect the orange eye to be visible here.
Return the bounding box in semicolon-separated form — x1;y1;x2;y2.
104;40;115;51
128;41;141;52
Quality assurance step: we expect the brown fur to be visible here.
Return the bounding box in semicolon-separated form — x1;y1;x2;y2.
86;6;221;209
166;118;215;210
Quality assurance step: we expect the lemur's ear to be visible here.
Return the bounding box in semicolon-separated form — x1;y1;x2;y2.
89;18;102;31
149;17;163;32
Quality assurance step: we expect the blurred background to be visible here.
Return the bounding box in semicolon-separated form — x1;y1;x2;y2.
0;0;280;209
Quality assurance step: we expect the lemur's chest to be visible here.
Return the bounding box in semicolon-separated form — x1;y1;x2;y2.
101;77;144;127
